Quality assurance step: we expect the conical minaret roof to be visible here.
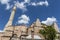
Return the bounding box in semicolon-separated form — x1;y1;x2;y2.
54;22;59;32
35;18;41;27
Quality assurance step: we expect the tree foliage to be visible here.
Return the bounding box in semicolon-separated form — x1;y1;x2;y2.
39;25;56;40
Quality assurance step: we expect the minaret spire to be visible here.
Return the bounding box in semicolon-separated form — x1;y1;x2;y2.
4;6;16;30
54;22;59;32
35;18;41;27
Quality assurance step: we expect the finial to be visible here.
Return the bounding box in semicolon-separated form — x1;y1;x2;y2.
13;5;16;11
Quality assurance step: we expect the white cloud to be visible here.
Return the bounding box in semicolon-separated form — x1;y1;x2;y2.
17;14;30;24
24;0;30;3
31;2;37;6
15;1;27;11
31;0;49;6
41;17;57;26
0;0;49;10
44;0;49;6
0;0;10;4
6;3;13;10
15;0;49;12
37;0;48;6
0;0;12;10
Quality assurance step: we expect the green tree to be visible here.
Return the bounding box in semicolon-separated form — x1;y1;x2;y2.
39;25;56;40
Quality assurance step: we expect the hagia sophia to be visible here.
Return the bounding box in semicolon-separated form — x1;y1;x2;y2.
0;6;60;40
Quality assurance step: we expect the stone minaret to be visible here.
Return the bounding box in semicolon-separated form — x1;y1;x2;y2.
32;18;41;35
35;18;41;27
4;6;16;30
54;22;59;32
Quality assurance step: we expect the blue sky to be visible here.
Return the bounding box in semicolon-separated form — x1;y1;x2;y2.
0;0;60;30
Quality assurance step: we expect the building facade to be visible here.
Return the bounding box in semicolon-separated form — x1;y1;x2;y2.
0;6;60;40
